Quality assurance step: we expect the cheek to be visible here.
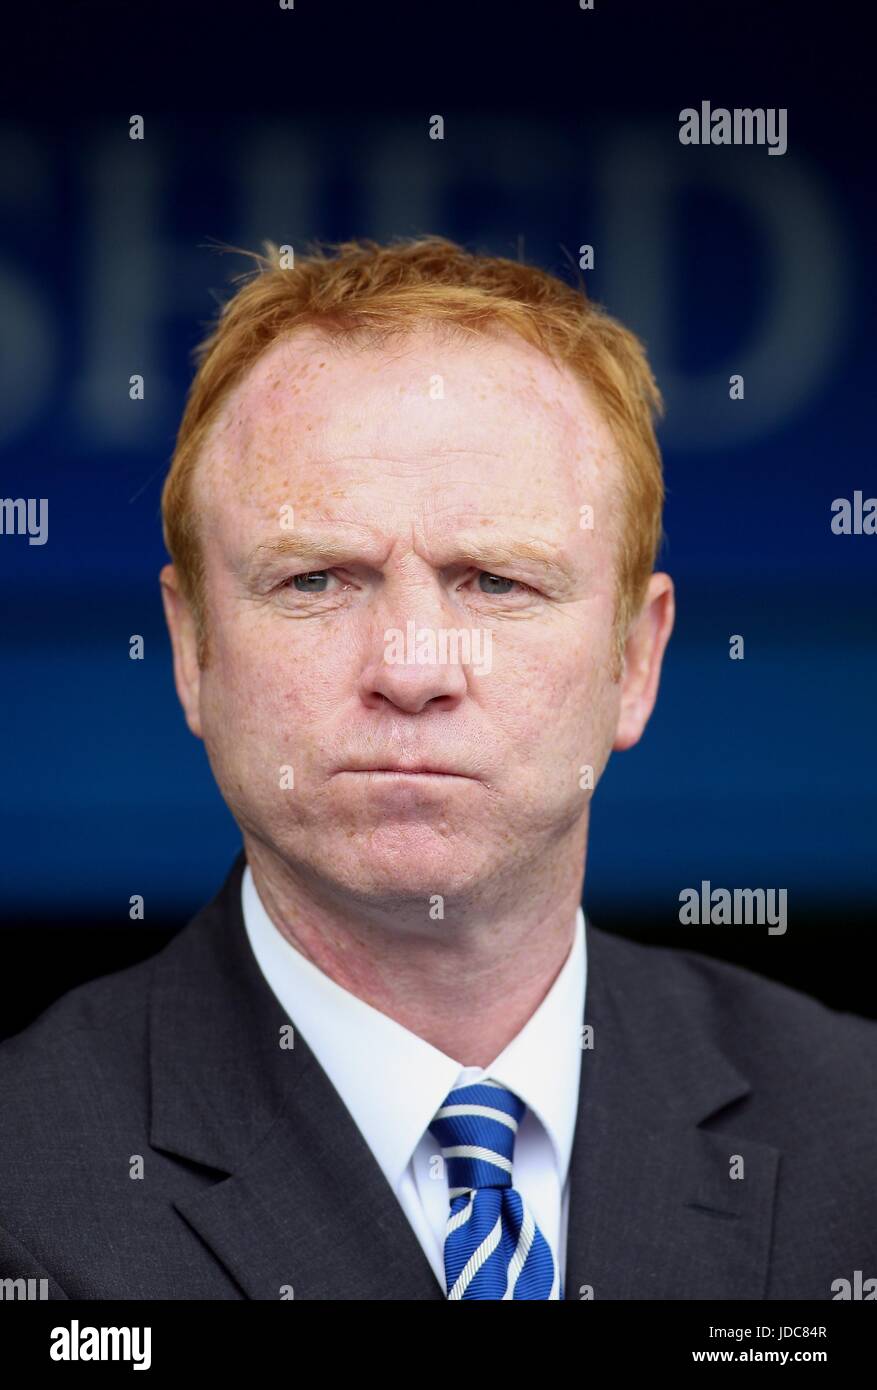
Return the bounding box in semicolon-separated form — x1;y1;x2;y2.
489;630;619;769
199;630;291;751
201;625;346;782
509;616;611;711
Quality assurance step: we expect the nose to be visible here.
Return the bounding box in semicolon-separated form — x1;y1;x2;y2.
358;590;472;715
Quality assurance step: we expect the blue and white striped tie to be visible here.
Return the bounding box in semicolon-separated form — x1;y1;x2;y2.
428;1078;560;1299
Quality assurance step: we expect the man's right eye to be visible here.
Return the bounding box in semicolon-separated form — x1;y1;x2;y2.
289;571;331;593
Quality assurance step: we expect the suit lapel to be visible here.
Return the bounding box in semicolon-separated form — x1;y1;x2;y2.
564;927;779;1299
150;851;443;1300
172;1058;445;1300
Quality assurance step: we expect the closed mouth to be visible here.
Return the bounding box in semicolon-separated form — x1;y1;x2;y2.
340;765;472;778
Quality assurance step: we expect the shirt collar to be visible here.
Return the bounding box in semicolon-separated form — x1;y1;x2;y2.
241;864;586;1194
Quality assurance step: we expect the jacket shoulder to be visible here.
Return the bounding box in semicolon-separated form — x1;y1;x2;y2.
0;945;165;1139
587;923;877;1093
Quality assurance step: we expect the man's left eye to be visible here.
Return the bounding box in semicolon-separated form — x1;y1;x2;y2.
477;572;532;596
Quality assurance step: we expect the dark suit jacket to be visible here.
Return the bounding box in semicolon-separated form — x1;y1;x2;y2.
1;850;875;1300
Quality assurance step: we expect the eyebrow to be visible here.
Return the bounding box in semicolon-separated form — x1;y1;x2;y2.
451;532;578;589
242;529;578;591
242;531;385;583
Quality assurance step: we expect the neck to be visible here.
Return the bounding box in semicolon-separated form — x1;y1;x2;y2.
243;834;587;1068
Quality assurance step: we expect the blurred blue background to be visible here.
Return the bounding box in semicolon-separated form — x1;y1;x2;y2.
1;0;874;937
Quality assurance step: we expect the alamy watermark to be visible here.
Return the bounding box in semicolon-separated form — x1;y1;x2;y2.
830;491;877;535
679;102;787;156
1;1275;49;1299
0;497;48;545
679;880;788;934
50;1320;151;1370
384;621;492;676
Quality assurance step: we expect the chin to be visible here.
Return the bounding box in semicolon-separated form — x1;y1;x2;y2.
330;828;485;899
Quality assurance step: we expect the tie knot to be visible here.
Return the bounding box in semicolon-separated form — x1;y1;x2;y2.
428;1079;525;1196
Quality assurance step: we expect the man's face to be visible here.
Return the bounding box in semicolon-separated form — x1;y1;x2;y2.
162;325;672;911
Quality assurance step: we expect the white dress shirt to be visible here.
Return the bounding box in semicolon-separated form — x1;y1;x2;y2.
241;864;587;1295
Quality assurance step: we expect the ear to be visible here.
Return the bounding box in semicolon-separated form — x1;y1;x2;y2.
613;572;675;752
159;563;204;739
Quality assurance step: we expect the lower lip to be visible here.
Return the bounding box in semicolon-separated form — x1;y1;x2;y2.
338;770;470;817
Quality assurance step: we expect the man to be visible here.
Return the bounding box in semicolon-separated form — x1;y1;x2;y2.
0;236;874;1301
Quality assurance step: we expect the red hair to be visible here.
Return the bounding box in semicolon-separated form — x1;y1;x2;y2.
161;236;665;667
